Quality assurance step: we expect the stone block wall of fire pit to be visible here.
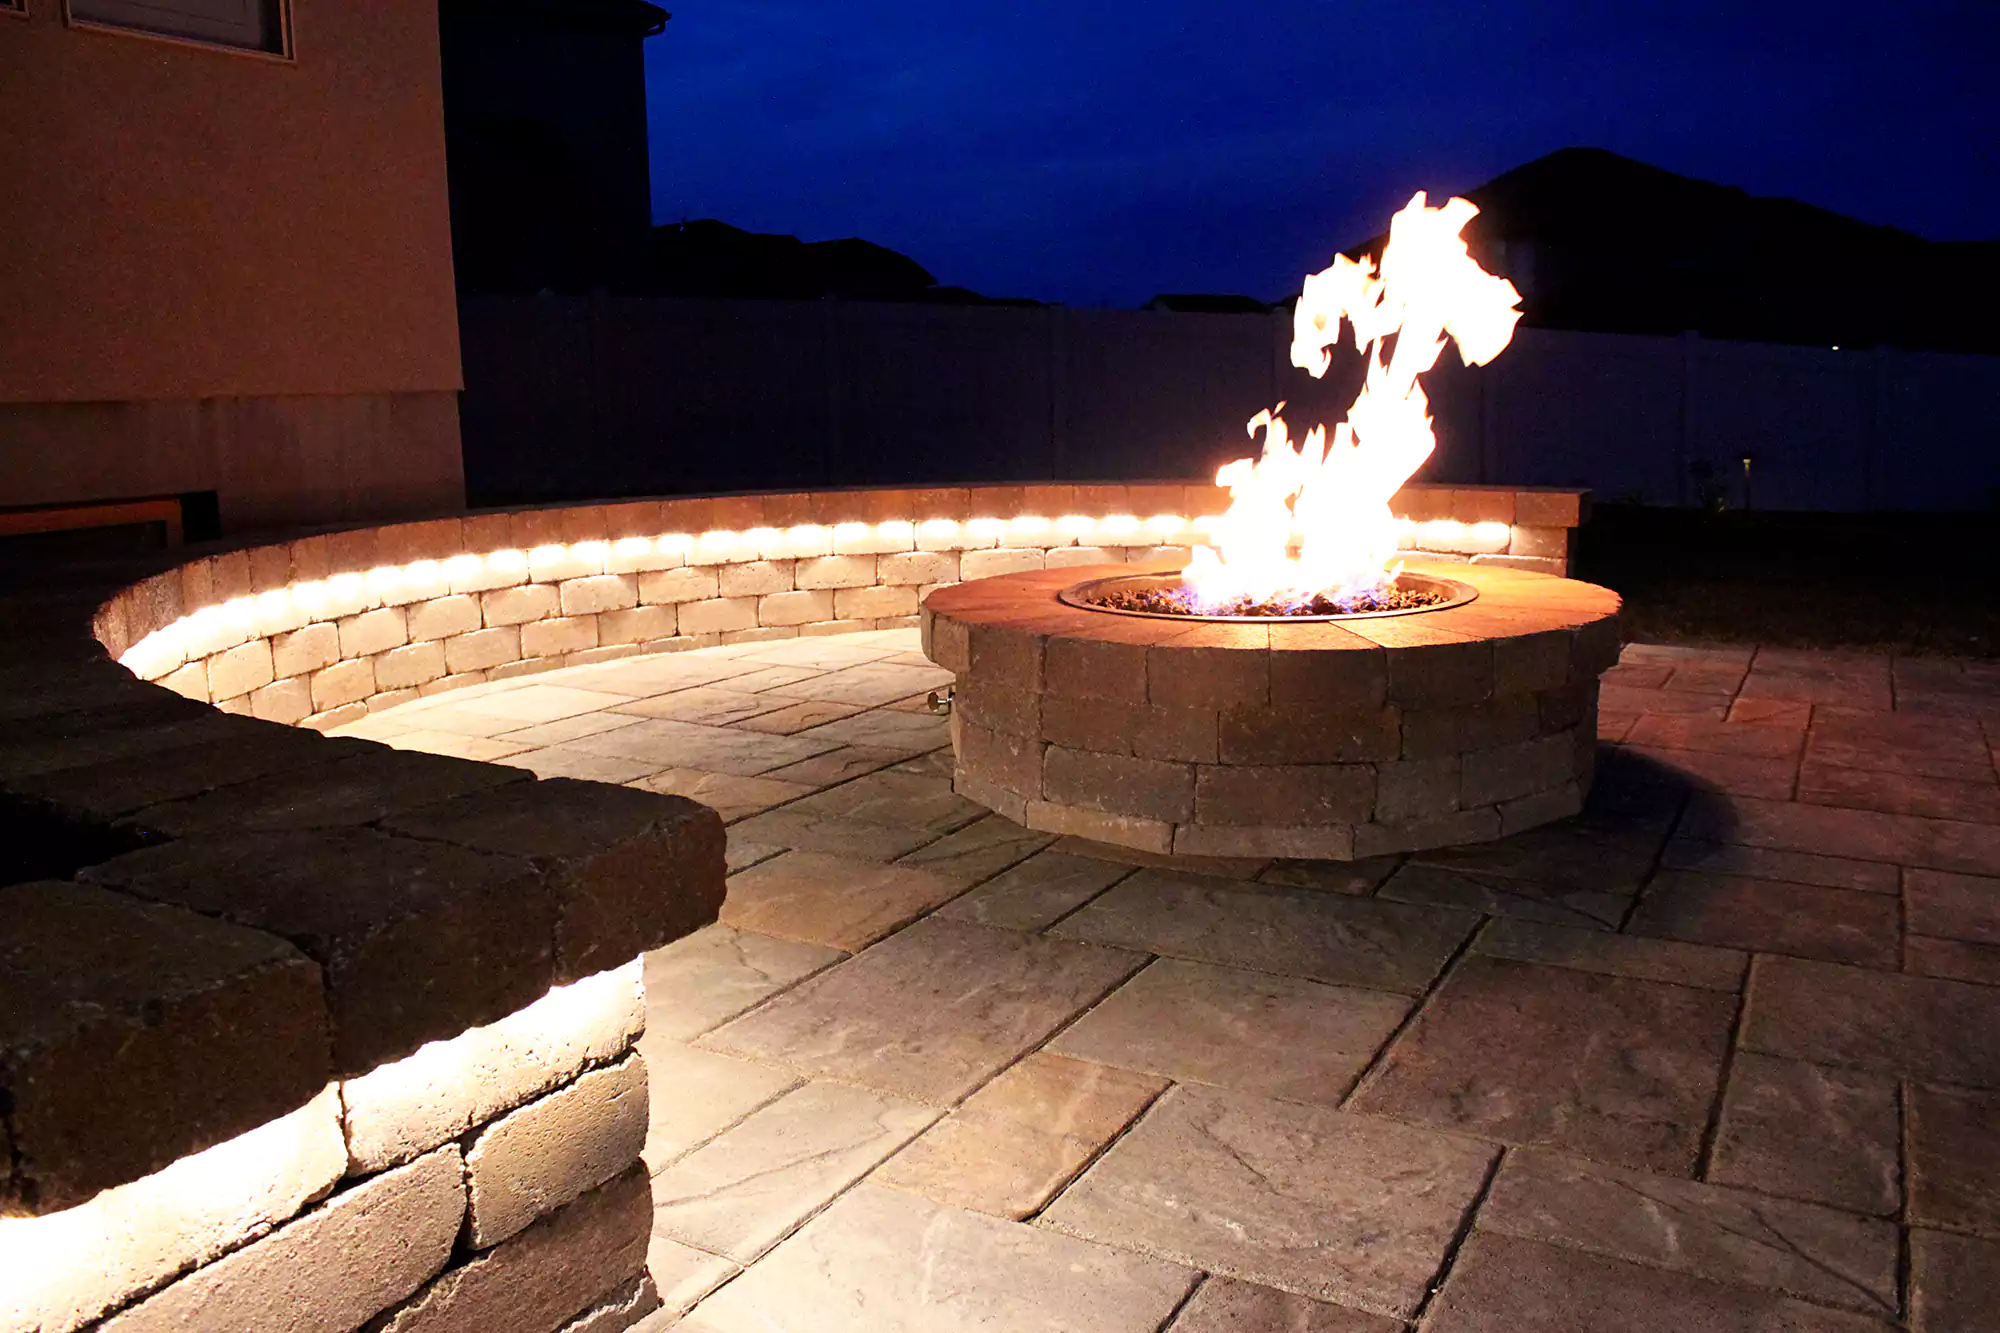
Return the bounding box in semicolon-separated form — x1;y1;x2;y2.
923;559;1622;859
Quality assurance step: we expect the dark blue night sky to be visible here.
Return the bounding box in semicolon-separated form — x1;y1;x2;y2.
643;2;1998;309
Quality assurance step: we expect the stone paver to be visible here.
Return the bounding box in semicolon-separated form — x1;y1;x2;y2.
1908;1082;2000;1237
1478;1148;1898;1317
1050;871;1477;994
632;768;812;822
1906;866;2000;945
647;1081;937;1262
1907;934;2000;985
891;814;1055;888
1166;1278;1399;1332
1411;822;1665;892
1380;860;1629;930
1628;870;1900;967
1042;1085;1495;1319
1660;838;1900;893
638;1040;799;1167
1742;955;2000;1088
935;849;1134;931
1048;958;1410;1105
1909;1229;2000;1333
1258;855;1402;895
1708;1053;1899;1215
1426;1231;1894;1333
723;806;944;860
777;768;985;833
641;1232;738;1321
874;1051;1165;1220
679;1184;1197;1333
1349;955;1735;1174
642;923;843;1041
1471;916;1747;991
718;850;961;949
1683;794;2000;877
567;717;844;777
701;916;1144;1104
349;633;2000;1328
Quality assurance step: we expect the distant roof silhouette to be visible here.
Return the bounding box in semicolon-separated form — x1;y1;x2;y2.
1334;147;1998;353
649;219;1037;305
441;0;669;34
1145;294;1272;314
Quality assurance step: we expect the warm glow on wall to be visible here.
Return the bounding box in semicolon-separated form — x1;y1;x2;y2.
0;1089;347;1331
115;509;1525;688
0;961;645;1332
340;960;643;1171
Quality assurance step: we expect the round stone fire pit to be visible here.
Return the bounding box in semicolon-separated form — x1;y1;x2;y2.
920;558;1622;860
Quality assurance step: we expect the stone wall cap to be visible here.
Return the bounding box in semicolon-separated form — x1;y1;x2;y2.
80;828;548;945
0;879;318;1038
0;880;329;1216
80;828;560;1074
381;777;720;864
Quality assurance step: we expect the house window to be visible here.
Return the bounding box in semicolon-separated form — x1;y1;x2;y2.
67;0;287;55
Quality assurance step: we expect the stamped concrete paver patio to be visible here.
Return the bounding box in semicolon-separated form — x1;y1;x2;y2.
339;633;2000;1330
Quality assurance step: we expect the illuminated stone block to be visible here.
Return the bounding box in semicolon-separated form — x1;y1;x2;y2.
341;962;644;1175
521;616;600;659
373;641;450;691
833;585;919;620
558;575;640;617
676;597;758;636
758;590;835;627
716;561;794;598
338;606;409;659
795;555;877;589
370;1163;650;1333
407;595;483;643
444;626;522;674
158;660;208;702
961;548;1046;579
637;567;720;605
877;551;958;586
0;1088;345;1331
482;584;561;629
94;1146;465;1333
247;677;313;725
464;1052;648;1247
595;606;677;646
206;639;275;703
310;658;376;712
271;622;340;678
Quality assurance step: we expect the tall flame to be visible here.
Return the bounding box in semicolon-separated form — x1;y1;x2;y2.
1182;191;1522;610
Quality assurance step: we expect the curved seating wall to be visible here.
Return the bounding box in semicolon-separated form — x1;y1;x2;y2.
99;482;1586;726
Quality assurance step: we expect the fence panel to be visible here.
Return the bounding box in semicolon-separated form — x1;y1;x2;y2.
1489;329;1685;505
1061;309;1278;482
1691;341;1870;512
456;297;2000;511
1878;350;2000;512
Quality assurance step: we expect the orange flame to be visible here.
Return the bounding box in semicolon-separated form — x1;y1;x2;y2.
1182;191;1522;609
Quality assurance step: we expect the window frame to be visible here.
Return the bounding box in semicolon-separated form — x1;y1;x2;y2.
61;0;295;61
